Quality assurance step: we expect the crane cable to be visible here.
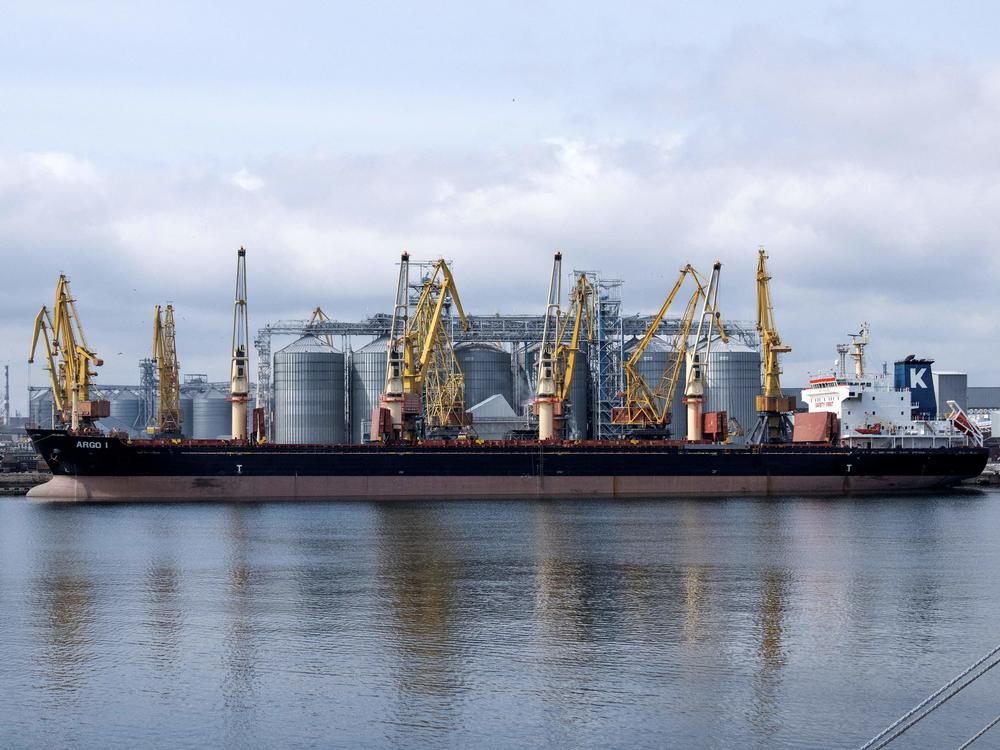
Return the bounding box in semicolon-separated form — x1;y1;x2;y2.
857;642;1000;750
956;713;1000;750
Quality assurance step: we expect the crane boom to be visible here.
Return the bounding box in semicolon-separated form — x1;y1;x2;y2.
153;304;182;435
750;248;796;443
307;306;334;347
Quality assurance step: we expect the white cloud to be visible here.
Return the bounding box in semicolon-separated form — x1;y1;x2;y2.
2;30;1000;416
229;168;265;192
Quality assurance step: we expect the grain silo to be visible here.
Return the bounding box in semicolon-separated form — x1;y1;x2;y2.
455;343;513;410
273;335;345;444
566;348;590;439
108;390;142;430
349;336;388;443
179;396;195;438
29;390;54;428
192;387;231;439
705;341;761;444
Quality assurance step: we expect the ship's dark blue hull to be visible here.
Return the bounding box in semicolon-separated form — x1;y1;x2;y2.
25;429;989;500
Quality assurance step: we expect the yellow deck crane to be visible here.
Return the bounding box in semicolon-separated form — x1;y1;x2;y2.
29;274;109;432
375;254;471;441
153;304;182;436
611;264;712;434
534;253;595;440
684;261;728;441
749;248;796;443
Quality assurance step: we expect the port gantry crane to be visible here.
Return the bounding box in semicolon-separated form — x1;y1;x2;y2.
230;247;250;442
153;304;182;436
749;248;796;444
28;274;108;432
611;264;713;435
534;252;595;440
377;253;471;441
684;261;728;441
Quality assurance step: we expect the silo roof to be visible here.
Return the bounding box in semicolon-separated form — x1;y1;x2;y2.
358;335;389;352
277;334;340;354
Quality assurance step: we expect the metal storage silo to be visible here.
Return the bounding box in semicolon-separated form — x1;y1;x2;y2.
706;341;761;445
455;343;513;410
192;388;231;439
179;396;195;438
273;335;345;444
566;348;590;439
30;390;54;428
108;391;142;430
623;336;687;438
349;336;388;443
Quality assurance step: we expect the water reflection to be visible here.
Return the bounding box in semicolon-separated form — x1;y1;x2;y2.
374;504;464;737
143;515;183;674
32;508;95;697
222;506;261;743
3;493;997;750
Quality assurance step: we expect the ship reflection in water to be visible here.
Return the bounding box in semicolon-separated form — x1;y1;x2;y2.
1;493;999;749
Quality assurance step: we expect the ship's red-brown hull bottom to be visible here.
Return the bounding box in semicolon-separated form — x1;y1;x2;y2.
27;473;967;502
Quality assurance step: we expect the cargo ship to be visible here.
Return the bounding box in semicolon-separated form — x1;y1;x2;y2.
24;428;988;501
25;362;990;502
23;251;989;501
25;360;989;501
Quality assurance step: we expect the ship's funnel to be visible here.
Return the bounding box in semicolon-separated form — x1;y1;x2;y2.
894;356;936;420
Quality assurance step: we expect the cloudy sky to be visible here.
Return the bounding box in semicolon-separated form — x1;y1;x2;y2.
3;1;1000;413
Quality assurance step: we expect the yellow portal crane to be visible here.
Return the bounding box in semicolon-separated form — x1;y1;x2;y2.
554;272;594;401
28;274;108;432
534;254;594;440
377;254;470;440
749;248;796;443
153;304;181;435
611;264;708;431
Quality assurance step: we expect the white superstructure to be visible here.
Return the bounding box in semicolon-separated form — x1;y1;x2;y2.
802;374;973;447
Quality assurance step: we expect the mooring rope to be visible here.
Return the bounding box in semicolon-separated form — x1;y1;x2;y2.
858;643;1000;750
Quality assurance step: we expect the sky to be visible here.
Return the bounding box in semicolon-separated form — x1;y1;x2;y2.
3;1;1000;414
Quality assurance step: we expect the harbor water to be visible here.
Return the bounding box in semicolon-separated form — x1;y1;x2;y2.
1;492;999;749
